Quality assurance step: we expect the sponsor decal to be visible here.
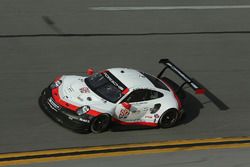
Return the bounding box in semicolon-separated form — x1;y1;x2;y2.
68;87;74;92
166;62;191;83
145;115;153;119
48;97;61;111
79;118;90;123
79;87;90;93
67;116;90;123
154;114;160;118
77;96;84;101
119;109;130;119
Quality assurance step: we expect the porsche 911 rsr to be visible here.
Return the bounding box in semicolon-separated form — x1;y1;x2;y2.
39;59;205;133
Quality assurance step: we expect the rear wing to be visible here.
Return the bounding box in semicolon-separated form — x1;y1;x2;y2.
157;59;205;94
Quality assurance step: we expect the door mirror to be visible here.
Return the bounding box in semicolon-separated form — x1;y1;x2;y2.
121;102;131;110
86;68;94;76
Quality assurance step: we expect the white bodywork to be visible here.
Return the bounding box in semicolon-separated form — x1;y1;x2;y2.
57;68;179;124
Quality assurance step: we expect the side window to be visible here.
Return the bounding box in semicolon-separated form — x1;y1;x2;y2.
123;89;147;103
145;90;163;101
123;89;163;103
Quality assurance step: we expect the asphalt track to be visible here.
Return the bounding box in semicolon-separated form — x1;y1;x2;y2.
0;0;250;166
9;148;250;167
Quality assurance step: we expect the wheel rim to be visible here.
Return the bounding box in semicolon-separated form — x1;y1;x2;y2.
161;110;177;127
92;115;110;132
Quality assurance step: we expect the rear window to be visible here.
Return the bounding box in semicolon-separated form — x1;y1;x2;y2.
142;72;169;91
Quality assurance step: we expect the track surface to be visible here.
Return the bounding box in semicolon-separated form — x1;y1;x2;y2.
10;148;250;167
0;0;250;165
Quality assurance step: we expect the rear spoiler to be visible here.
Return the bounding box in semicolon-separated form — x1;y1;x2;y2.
157;59;205;94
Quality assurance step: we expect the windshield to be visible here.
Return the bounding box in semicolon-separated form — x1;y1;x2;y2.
85;73;123;103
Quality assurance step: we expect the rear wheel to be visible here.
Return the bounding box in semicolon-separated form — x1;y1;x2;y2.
90;114;111;133
159;108;178;128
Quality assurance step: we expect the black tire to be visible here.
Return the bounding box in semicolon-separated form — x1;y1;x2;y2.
90;114;111;133
158;108;178;128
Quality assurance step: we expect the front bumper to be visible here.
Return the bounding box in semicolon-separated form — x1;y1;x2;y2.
39;87;93;132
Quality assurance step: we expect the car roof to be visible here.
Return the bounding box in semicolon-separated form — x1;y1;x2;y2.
107;68;156;89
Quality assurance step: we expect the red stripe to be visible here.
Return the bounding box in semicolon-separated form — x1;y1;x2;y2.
112;118;158;127
195;88;206;94
86;109;102;117
52;88;79;112
122;88;129;95
161;79;182;110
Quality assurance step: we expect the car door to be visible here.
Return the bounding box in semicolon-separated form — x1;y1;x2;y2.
115;89;158;121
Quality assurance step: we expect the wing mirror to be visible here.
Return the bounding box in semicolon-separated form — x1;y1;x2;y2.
86;68;94;76
121;102;131;110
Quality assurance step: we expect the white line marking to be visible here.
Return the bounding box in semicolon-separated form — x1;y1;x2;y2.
91;5;250;11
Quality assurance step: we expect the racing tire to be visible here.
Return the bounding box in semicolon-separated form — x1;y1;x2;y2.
158;108;178;128
90;114;111;133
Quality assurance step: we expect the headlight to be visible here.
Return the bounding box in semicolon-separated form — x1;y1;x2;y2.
50;80;62;89
77;105;90;116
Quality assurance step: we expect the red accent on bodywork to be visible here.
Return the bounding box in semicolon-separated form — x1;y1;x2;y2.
86;68;94;76
86;109;102;117
112;118;158;127
52;88;79;111
195;88;206;94
161;79;182;111
54;76;61;82
122;88;129;95
121;102;131;110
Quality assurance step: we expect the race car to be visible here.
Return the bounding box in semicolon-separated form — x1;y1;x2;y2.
39;59;205;133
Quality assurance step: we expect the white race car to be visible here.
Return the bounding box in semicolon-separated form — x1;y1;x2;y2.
39;59;205;133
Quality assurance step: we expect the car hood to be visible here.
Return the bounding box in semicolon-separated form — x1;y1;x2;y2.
58;75;114;112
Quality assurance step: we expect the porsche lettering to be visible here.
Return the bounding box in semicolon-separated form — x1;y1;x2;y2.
103;72;124;90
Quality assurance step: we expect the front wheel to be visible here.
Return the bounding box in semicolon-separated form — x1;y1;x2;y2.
158;108;178;128
90;114;111;133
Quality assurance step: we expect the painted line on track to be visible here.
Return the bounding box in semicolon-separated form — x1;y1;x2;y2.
90;5;250;11
1;137;250;166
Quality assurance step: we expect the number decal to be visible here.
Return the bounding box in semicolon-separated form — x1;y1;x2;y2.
119;109;130;119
